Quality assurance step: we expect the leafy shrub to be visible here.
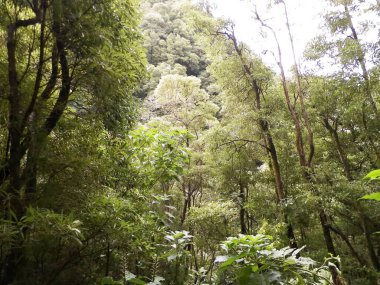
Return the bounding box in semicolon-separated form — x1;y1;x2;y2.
215;234;335;285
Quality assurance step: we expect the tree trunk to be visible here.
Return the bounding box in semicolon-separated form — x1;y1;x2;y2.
255;10;337;257
1;5;72;283
1;247;24;285
239;182;247;234
181;184;191;226
344;4;377;114
282;0;315;166
322;118;353;181
225;28;298;248
319;210;336;256
328;224;366;266
343;4;380;164
360;214;380;271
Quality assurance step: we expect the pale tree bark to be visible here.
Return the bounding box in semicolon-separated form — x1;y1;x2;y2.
253;5;340;276
343;5;377;114
342;3;380;164
219;26;298;248
281;0;315;167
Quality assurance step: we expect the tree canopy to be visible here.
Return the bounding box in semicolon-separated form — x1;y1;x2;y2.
0;0;379;284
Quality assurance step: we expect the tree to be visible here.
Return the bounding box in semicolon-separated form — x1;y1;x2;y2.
138;0;211;98
147;74;218;224
250;8;351;277
0;0;145;283
304;0;380;273
192;11;299;248
305;0;380;165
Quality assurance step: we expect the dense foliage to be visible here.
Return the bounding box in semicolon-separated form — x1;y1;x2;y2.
0;0;379;284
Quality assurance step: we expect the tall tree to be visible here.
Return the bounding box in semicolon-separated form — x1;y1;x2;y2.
147;74;218;224
0;0;145;283
193;12;299;248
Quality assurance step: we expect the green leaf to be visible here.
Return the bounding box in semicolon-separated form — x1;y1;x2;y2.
292;271;306;285
360;192;380;201
363;169;380;180
128;278;146;285
220;255;243;268
251;264;259;272
219;257;236;268
237;267;253;284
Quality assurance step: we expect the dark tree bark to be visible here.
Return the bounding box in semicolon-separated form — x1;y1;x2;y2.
322;117;353;181
0;2;74;283
238;182;247;234
328;224;367;266
319;211;336;256
360;214;380;271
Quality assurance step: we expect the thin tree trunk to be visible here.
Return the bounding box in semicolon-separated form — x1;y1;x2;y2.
322;118;353;180
105;240;111;277
181;184;191;226
282;0;315;166
344;5;377;114
223;28;298;248
239;182;247;234
360;214;380;271
319;211;336;256
328;224;366;266
7;19;24;220
2;13;41;285
343;4;380;164
255;7;336;257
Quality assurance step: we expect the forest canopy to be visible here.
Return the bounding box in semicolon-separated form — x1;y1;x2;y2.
0;0;379;284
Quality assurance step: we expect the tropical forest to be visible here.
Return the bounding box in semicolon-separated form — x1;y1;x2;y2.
0;0;379;284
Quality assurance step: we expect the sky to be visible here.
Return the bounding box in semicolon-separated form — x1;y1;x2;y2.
207;0;380;74
209;0;326;71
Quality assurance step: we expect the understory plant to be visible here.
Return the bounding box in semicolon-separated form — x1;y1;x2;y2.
214;234;335;285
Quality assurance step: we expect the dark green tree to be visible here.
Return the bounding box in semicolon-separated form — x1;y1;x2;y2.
0;0;145;283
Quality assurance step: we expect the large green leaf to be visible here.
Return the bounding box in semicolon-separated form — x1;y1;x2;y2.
360;192;380;201
220;254;245;269
363;169;380;181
